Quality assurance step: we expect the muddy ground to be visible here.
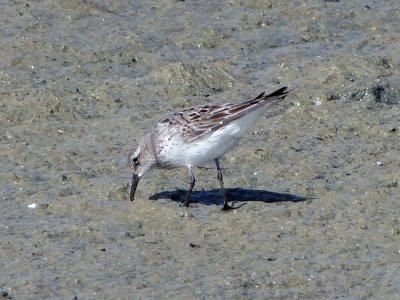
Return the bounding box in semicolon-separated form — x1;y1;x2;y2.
1;0;399;299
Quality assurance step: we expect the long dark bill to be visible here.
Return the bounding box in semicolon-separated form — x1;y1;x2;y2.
130;173;140;201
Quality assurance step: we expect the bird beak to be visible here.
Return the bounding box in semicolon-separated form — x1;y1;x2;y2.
130;173;140;201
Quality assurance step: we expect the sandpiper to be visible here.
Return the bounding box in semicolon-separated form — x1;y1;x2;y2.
128;87;289;210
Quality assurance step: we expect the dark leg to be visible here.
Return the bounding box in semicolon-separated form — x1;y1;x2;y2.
215;158;226;201
215;159;245;211
183;167;195;207
214;159;236;211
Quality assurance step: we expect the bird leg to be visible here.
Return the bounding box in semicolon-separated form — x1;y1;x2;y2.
215;159;243;211
184;167;196;207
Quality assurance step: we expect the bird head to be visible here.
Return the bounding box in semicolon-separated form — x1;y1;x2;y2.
127;134;157;200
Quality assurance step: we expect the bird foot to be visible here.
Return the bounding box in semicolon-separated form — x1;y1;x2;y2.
221;202;246;211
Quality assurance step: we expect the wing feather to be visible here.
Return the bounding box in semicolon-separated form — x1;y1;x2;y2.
158;87;289;142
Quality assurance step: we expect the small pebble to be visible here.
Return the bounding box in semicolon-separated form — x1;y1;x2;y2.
27;203;38;209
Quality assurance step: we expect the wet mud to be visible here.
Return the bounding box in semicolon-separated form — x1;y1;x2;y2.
1;0;399;298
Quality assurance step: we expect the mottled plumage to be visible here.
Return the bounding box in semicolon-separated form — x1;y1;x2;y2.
128;87;289;210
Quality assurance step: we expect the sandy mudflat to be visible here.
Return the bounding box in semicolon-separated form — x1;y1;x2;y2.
1;1;399;298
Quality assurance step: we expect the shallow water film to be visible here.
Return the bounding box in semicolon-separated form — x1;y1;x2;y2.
1;0;399;299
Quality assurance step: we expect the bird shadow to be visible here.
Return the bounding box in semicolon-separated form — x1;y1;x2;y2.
149;188;310;206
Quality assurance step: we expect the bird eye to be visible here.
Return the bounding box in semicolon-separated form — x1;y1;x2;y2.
132;156;139;165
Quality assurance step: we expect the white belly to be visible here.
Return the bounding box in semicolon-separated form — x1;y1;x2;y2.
157;108;265;167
